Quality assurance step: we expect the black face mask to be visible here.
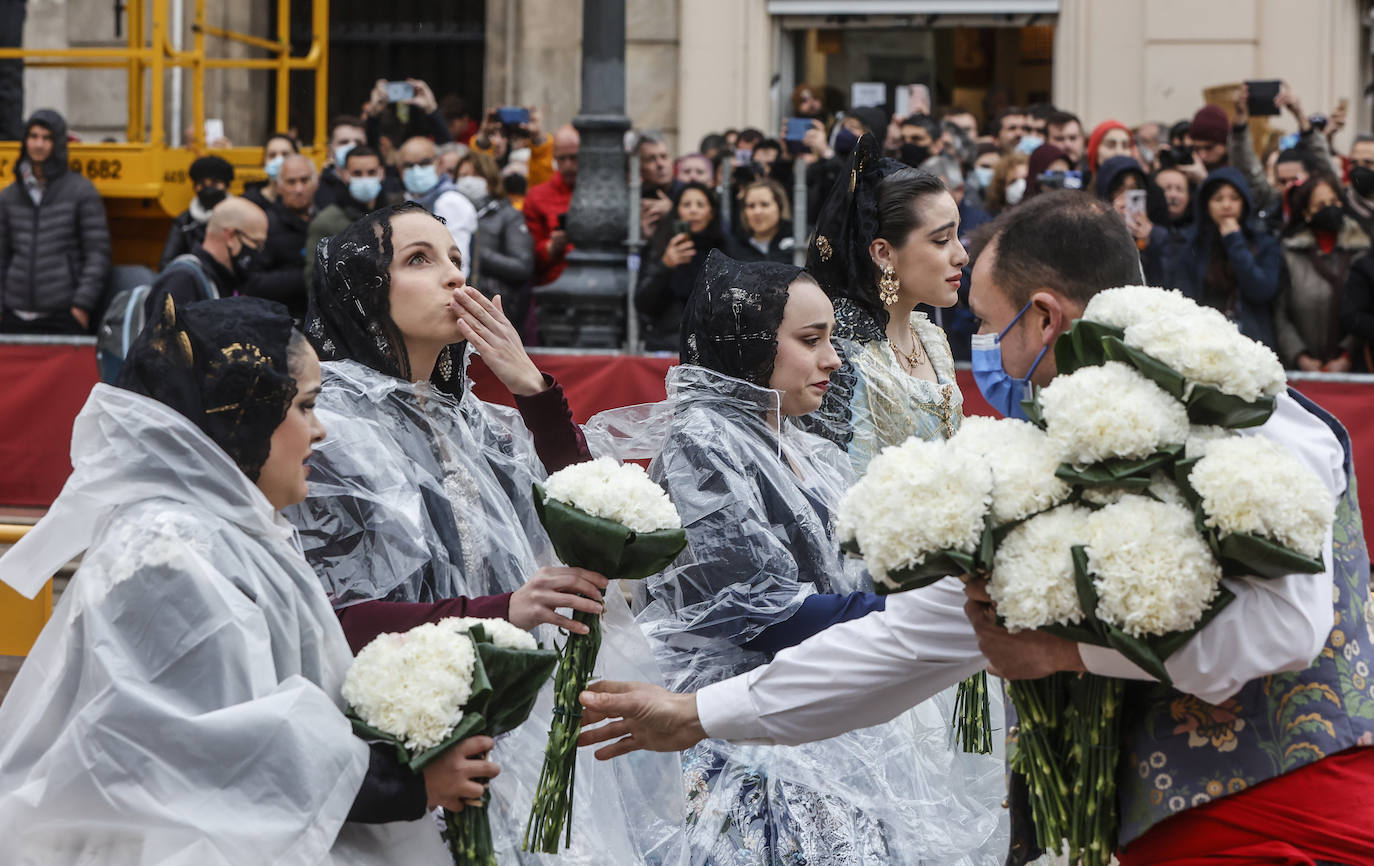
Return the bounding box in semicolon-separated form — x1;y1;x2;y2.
1309;204;1344;234
1350;166;1374;199
899;143;930;168
232;241;263;283
196;186;228;212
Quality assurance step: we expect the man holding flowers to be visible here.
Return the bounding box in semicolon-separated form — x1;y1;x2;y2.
578;191;1374;864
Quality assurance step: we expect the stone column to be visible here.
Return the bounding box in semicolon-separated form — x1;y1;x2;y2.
535;0;630;349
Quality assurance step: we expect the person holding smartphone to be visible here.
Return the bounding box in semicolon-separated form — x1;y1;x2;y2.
635;182;724;350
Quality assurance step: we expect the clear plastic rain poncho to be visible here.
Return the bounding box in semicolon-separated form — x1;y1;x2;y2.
288;204;689;865
0;298;448;866
584;252;1006;864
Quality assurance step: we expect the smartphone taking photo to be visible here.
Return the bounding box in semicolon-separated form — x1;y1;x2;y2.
385;80;415;103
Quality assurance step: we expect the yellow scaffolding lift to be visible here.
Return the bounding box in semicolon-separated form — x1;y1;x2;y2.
0;0;329;268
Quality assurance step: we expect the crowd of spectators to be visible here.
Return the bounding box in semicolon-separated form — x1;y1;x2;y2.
6;74;1374;376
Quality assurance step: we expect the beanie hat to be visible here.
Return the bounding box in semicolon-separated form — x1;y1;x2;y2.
1188;105;1230;146
1087;119;1131;172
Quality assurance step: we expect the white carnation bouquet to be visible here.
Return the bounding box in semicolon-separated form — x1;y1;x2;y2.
838;286;1334;865
343;618;557;866
524;457;687;853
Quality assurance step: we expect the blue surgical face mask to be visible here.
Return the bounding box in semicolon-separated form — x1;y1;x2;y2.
264;154;284;180
833;126;859;157
333;143;356;169
973;165;995;189
348;175;382;205
1016;135;1045;155
403;163;439;195
970;301;1050;420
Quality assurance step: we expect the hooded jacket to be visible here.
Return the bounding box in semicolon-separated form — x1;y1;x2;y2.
1275;215;1371;365
1165;167;1282;351
0;110;111;316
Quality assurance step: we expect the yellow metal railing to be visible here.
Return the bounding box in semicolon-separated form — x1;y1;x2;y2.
0;0;329;151
0;524;52;657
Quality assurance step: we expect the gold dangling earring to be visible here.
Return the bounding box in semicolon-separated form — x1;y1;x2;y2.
878;264;900;306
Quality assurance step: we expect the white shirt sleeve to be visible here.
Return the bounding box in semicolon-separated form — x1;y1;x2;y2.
433;191;479;279
698;392;1347;744
1078;391;1345;705
697;577;984;746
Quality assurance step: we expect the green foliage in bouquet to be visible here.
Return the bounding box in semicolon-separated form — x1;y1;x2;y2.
349;626;557;866
1054;319;1276;430
524;483;688;854
1173;458;1327;580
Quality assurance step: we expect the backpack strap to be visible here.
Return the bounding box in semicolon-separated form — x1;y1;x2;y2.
165;253;219;301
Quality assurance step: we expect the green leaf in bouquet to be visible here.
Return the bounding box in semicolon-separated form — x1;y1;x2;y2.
1172;457;1203;508
839;537;861;558
1184;383;1275;430
875;549;977;595
1216;531;1325;579
1070;545;1105;635
1055;319;1123;374
1104;625;1171;686
1054;445;1182;490
533;484;688;581
472;640;559;738
1039;622;1108;645
1020;393;1046;430
1101;336;1187;401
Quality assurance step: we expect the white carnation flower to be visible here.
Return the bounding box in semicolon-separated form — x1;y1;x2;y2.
1187;436;1335;559
1184;425;1230;460
836;437;992;587
441;616;539;652
989;504;1091;631
1082;285;1199;331
1039;362;1190;465
342;622;478;751
950;416;1071;524
543;456;682;533
1086;496;1222;637
1122;308;1286;403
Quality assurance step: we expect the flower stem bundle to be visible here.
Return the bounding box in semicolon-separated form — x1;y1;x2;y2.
522;460;686;853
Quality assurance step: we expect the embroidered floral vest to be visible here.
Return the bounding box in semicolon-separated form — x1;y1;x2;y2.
1118;393;1374;846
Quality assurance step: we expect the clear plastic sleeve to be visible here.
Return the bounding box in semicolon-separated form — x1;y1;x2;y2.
587;365;1007;864
286;359;689;864
0;386;447;866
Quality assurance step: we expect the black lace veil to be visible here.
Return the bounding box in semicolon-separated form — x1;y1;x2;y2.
679;249;801;387
117;295;298;482
306;201;467;397
804;132;909;339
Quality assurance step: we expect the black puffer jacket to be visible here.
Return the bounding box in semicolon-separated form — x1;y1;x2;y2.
246;197;310;319
0;110;111;314
470;194;534;327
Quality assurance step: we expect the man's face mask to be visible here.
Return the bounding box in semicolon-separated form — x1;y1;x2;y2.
970;301;1048;420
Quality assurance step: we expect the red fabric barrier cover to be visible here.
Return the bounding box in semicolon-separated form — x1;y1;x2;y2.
2;347;1368;546
0;344;100;507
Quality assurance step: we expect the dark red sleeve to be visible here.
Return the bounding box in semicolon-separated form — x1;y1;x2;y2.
336;593;514;655
514;373;592;473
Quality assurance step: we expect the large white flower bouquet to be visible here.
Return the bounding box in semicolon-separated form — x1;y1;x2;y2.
343;617;557;866
838;286;1335;865
523;457;687;853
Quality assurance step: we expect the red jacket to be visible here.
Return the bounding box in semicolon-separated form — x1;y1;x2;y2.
524;173;573;286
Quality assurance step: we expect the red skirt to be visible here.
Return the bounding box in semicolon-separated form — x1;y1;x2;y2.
1117;747;1374;865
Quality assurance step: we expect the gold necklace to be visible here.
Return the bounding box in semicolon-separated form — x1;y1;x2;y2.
895;323;925;369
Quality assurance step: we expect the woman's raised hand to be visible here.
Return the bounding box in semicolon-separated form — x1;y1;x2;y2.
662;234;696;268
451;285;546;396
509;567;611;635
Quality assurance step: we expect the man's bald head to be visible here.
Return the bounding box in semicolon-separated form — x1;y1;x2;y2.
208;196;267;238
553;124;579;186
203;197;267;270
399;136;437;166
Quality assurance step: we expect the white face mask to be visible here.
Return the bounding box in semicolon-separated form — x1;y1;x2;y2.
455;175;490;202
1005;177;1027;206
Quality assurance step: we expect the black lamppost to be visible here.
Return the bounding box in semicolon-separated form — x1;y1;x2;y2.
534;0;631;349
